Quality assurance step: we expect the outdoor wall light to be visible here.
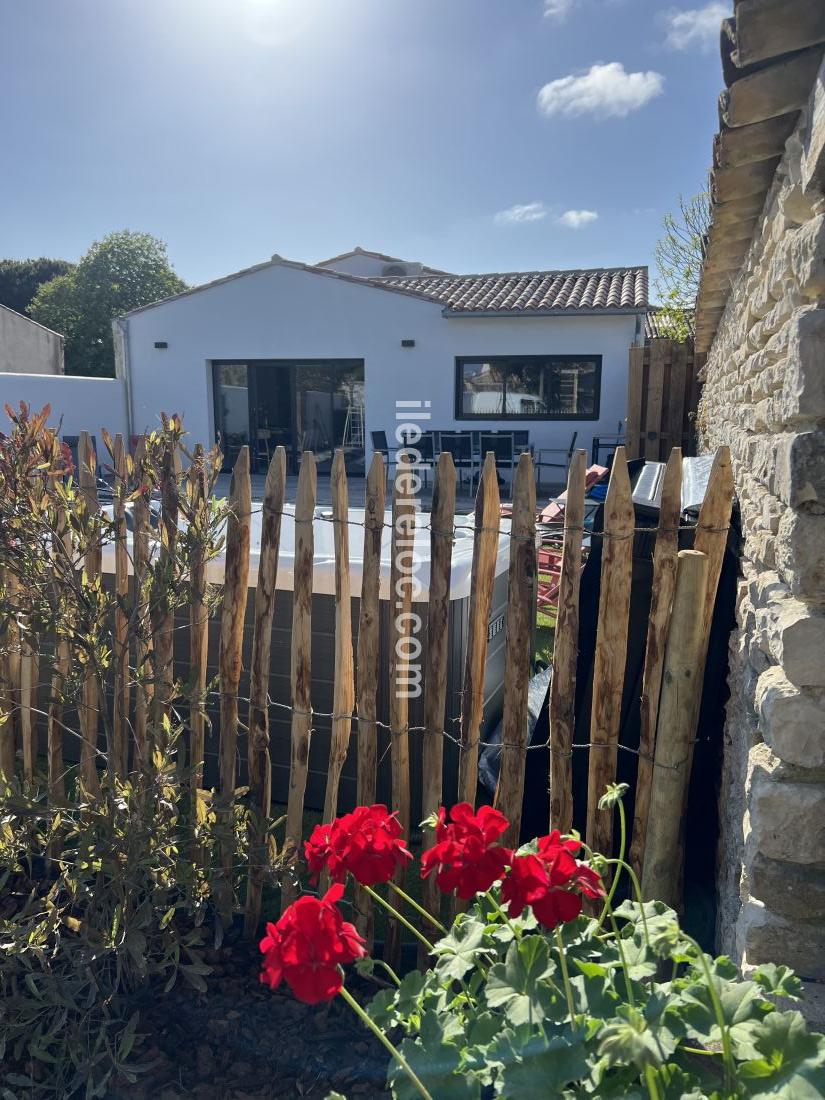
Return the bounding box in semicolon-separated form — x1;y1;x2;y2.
401;339;415;347
154;341;168;349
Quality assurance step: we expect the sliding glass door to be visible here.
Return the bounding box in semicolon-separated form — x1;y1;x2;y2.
212;360;364;475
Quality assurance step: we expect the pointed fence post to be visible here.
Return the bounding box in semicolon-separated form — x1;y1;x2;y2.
354;452;386;945
384;450;417;968
457;452;500;809
216;446;252;925
244;446;287;937
641;550;708;908
47;460;72;802
112;434;130;776
78;431;101;793
420;452;456;933
282;452;316;912
586;448;634;861
188;444;210;796
494;453;536;847
548;449;586;835
629;448;682;878
321;451;355;831
151;434;180;731
132;437;152;764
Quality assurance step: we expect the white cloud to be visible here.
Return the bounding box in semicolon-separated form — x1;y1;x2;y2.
495;202;549;225
543;0;574;21
558;209;599;228
537;62;664;120
662;2;727;50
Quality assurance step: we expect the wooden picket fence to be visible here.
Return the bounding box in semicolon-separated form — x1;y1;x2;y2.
0;428;734;964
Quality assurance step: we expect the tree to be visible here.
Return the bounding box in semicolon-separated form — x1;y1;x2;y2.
653;191;711;341
0;257;75;316
29;230;187;377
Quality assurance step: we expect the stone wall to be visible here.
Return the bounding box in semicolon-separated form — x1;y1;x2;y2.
698;69;825;1005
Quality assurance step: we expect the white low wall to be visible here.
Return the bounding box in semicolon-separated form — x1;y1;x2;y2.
0;373;127;438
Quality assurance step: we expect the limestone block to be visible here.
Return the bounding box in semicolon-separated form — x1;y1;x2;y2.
775;509;825;602
790;214;825;299
749;852;825;919
780;307;825;424
738;900;825;980
755;666;825;765
749;764;825;862
775;430;825;514
765;597;825;687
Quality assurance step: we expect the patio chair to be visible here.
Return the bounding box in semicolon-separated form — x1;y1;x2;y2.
439;432;475;489
534;431;579;489
370;429;397;475
480;432;516;496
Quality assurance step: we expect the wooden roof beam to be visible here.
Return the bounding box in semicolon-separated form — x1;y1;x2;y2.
732;0;825;68
714;112;798;168
720;45;824;128
712;156;780;202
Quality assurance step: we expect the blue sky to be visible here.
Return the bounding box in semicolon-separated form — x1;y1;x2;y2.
1;0;726;290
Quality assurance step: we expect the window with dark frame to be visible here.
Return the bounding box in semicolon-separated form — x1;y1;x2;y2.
455;355;602;420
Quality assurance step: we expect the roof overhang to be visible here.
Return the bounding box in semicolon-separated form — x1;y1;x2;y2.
694;0;825;353
441;306;646;319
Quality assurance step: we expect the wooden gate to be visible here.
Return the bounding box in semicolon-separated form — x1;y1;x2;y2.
626;338;705;460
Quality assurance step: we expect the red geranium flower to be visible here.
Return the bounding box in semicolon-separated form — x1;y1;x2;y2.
501;834;605;931
259;883;366;1004
501;853;584;928
304;805;412;887
420;802;512;899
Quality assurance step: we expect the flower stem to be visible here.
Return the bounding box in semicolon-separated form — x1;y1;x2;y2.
388;880;447;934
685;937;737;1094
362;884;434;953
596;798;627;932
598;857;650;947
485;889;521;939
644;1064;662;1100
609;913;636;1008
555;925;577;1032
338;984;434;1100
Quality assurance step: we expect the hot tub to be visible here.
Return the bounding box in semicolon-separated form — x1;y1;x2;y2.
102;505;515;817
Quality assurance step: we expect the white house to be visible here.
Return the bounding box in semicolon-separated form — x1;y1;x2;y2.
112;247;648;476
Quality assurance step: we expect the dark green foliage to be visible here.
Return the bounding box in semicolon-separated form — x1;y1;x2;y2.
369;890;825;1098
0;257;75;317
28;230;187;377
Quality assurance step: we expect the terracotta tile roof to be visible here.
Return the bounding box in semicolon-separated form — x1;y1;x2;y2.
371;267;648;314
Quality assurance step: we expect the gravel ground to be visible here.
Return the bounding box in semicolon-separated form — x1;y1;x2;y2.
110;942;391;1100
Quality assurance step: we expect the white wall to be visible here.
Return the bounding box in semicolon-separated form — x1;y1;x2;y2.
0;305;64;375
0;373;127;438
123;261;639;462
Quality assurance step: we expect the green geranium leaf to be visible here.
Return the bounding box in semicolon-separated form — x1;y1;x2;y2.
389;1036;480;1100
498;1027;591;1097
396;969;426;1016
751;964;802;1001
571;966;621;1021
486;936;558;1026
598;1004;669;1072
751;1010;824;1068
367;987;399;1029
433;916;490;984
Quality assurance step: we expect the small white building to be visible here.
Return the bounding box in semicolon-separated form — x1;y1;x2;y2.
114;247;648;475
0;304;64;375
